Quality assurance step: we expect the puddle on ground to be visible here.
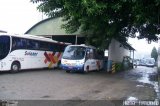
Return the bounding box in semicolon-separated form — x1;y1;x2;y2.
92;90;101;94
0;100;18;106
136;67;159;99
41;95;50;98
136;85;144;87
137;73;159;94
124;66;159;99
127;96;138;100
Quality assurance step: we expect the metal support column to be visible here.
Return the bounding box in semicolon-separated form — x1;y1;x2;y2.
75;35;77;45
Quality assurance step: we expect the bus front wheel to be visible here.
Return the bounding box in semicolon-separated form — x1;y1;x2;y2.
66;70;70;73
11;62;20;73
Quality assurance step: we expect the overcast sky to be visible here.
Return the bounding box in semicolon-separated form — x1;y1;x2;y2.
0;0;159;58
128;38;159;59
0;0;44;34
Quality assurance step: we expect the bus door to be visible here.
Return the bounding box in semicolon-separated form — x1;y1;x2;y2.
85;49;97;71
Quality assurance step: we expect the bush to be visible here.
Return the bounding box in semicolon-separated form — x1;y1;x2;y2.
115;62;123;72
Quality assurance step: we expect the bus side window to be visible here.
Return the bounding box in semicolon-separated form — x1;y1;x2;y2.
20;39;27;49
34;42;39;49
50;43;54;51
31;40;39;50
12;40;16;50
59;44;65;52
86;49;94;59
17;38;23;48
26;39;32;49
86;50;90;59
50;43;58;52
12;37;22;50
89;49;96;59
39;41;49;51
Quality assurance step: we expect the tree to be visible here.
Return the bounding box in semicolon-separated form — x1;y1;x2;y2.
31;0;160;49
151;47;158;62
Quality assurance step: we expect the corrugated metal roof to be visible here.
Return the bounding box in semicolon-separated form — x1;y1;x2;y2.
25;17;80;35
121;42;135;51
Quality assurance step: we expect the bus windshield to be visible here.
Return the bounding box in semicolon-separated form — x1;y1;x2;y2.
0;36;10;60
62;46;86;60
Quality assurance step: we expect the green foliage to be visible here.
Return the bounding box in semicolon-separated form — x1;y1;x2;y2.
151;47;158;61
31;0;160;49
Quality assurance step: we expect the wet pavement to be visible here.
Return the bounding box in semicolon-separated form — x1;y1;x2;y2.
0;66;159;105
122;66;159;100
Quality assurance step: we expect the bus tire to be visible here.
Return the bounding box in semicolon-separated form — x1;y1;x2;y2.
66;70;70;73
97;65;101;71
57;61;61;69
84;66;89;73
84;70;88;74
11;62;20;73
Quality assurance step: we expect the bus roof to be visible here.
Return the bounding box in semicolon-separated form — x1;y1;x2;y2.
0;33;71;45
67;44;96;49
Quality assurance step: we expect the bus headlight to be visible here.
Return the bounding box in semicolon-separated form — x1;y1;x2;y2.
80;62;84;65
76;62;83;65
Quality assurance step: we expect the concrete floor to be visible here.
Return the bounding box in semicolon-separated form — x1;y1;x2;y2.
0;66;159;105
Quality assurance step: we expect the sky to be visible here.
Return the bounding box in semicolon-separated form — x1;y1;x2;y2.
0;0;159;58
128;38;159;59
0;0;44;34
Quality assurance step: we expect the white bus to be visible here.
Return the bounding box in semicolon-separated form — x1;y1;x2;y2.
61;45;104;73
0;33;69;72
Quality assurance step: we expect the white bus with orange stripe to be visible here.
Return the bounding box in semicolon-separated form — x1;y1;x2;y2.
0;33;69;73
61;45;104;73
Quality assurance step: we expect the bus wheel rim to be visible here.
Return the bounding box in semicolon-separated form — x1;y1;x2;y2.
13;65;18;71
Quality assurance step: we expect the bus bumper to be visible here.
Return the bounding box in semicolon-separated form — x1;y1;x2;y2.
61;64;84;72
